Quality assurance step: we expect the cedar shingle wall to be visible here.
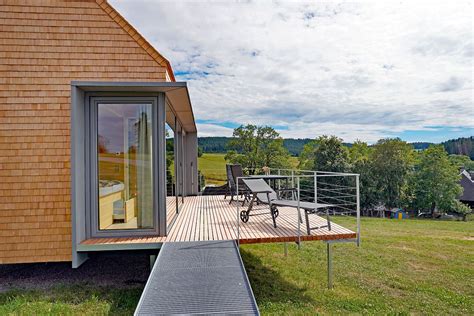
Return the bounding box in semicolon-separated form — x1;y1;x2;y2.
0;0;168;264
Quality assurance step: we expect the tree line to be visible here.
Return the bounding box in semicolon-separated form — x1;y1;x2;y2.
199;135;474;158
224;125;473;217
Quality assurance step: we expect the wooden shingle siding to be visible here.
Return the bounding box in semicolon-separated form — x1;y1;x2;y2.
0;0;171;264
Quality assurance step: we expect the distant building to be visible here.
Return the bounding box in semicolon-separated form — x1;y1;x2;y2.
459;170;474;208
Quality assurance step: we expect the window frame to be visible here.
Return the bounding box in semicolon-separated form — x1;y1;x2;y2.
85;95;164;238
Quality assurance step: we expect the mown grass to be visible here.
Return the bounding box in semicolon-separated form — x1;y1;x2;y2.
197;153;300;186
198;153;227;185
244;217;474;315
1;218;472;315
0;285;142;316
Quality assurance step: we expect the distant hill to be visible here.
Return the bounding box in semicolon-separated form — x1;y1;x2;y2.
198;137;313;156
411;137;474;159
411;142;433;150
198;136;474;158
283;138;313;155
442;136;474;159
198;137;231;153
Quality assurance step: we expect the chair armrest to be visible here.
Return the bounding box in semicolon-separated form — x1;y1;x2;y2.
251;189;274;194
275;187;297;192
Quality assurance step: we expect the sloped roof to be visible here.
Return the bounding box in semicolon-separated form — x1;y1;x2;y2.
95;0;176;82
460;170;474;201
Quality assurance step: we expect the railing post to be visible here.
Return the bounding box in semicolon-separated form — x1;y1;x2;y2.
291;170;295;200
236;177;240;246
314;171;317;204
297;176;301;249
356;174;361;247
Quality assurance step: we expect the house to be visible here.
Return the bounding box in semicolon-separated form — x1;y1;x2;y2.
459;170;474;208
0;2;360;291
0;0;198;267
389;208;408;219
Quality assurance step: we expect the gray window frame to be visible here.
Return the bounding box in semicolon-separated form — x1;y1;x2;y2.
85;94;165;238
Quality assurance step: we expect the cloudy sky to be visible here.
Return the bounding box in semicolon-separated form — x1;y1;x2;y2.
110;0;473;143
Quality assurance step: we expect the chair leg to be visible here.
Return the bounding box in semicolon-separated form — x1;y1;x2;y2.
241;192;247;206
305;211;311;235
270;205;278;228
229;192;234;205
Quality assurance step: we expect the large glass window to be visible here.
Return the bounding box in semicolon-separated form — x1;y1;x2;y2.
97;103;154;230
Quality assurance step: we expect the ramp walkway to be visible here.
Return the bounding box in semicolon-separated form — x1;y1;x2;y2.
134;240;259;315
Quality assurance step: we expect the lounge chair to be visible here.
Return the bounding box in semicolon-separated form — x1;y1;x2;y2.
241;178;332;234
224;164;235;200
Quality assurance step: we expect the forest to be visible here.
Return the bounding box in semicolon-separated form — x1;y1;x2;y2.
199;135;474;158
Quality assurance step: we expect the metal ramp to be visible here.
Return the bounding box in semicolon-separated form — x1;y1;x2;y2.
135;240;259;315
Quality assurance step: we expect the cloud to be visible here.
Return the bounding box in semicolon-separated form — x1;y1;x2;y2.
195;123;234;137
436;76;464;92
110;0;474;142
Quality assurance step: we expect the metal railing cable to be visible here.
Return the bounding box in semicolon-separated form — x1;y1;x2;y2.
234;171;361;247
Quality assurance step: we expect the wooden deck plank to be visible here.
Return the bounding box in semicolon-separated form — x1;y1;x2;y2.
80;195;357;247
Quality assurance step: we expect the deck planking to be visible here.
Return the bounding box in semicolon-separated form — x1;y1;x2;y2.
80;195;357;247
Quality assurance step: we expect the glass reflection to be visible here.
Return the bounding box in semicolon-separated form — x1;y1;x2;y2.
97;103;153;230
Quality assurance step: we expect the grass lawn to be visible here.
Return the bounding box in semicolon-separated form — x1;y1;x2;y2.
1;218;472;315
243;217;474;315
197;153;300;186
198;153;228;185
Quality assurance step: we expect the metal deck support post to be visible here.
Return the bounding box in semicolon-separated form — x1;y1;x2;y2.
327;243;333;289
277;169;281;192
284;242;288;257
149;254;157;270
297;176;301;250
356;174;361;247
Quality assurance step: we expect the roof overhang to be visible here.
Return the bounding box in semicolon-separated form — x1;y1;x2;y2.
71;81;196;133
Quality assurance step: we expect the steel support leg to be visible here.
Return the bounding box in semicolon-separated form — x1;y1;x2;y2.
327;243;333;289
150;254;157;270
284;242;288;257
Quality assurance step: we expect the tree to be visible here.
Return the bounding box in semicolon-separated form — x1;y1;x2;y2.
411;145;464;214
225;125;291;173
448;154;474;171
371;138;414;208
298;140;317;170
313;135;349;172
349;141;378;211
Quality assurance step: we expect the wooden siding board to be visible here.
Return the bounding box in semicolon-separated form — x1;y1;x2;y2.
0;0;169;264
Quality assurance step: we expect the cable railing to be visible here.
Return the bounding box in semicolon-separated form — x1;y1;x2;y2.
196;166;360;246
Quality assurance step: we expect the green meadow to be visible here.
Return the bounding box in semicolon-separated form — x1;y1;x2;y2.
2;217;472;315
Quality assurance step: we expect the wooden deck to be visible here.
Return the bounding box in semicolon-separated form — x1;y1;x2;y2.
80;195;356;250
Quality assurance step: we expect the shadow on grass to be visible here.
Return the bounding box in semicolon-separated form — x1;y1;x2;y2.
0;252;151;315
240;248;314;307
0;284;142;315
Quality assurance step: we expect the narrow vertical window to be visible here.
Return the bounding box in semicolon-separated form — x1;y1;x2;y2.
166;103;178;225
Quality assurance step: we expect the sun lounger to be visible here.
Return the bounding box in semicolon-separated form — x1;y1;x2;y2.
241;178;332;234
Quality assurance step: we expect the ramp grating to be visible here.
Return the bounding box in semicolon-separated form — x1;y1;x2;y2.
135;240;259;315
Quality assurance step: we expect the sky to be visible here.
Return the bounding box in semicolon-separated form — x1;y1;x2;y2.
110;0;473;143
